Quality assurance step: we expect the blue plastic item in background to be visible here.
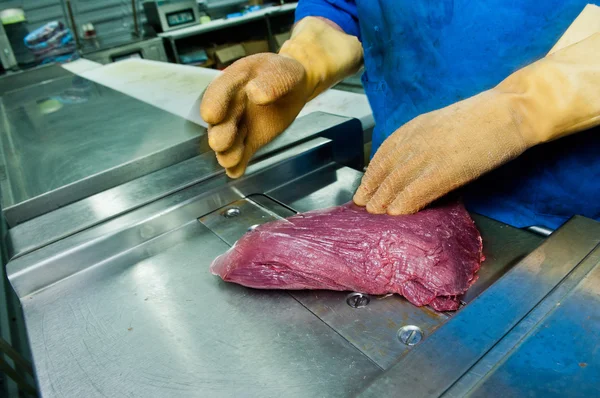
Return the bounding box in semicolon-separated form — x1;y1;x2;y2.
180;49;209;64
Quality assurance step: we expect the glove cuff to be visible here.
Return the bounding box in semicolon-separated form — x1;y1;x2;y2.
279;17;363;100
495;33;600;146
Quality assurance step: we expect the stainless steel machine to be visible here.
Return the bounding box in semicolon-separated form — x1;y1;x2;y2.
1;66;599;397
143;0;201;33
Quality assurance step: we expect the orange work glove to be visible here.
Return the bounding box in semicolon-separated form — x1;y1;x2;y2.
200;17;363;178
354;32;600;215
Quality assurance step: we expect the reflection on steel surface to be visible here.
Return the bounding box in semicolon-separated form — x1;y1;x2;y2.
0;70;205;226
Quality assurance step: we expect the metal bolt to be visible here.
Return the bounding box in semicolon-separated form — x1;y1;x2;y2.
248;224;260;232
224;207;240;218
346;292;370;308
397;325;423;346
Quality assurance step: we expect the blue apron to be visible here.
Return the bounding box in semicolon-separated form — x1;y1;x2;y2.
349;0;598;229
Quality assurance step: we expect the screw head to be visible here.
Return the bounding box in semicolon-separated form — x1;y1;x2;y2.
397;325;423;346
224;207;240;218
346;292;370;308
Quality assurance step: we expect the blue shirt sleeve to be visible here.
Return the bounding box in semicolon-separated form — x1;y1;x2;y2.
295;0;361;40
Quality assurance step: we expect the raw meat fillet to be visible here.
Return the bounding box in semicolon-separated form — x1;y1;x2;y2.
210;202;483;311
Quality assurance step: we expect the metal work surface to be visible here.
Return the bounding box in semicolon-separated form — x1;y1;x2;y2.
9;138;382;397
199;192;543;370
6;112;361;260
0;70;205;226
288;213;542;369
8;138;338;297
20;221;380;397
360;216;600;397
445;244;600;397
10;114;600;397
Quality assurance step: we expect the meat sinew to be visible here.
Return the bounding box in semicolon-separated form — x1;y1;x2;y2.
210;202;483;311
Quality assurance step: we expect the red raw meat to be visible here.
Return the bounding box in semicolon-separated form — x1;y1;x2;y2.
210;202;483;311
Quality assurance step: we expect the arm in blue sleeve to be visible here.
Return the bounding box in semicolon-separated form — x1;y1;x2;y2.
295;0;361;40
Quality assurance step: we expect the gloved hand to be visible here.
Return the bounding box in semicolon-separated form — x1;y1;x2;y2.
200;17;363;178
200;53;308;178
354;32;600;215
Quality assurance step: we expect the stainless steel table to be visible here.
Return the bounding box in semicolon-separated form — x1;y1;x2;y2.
4;92;600;396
